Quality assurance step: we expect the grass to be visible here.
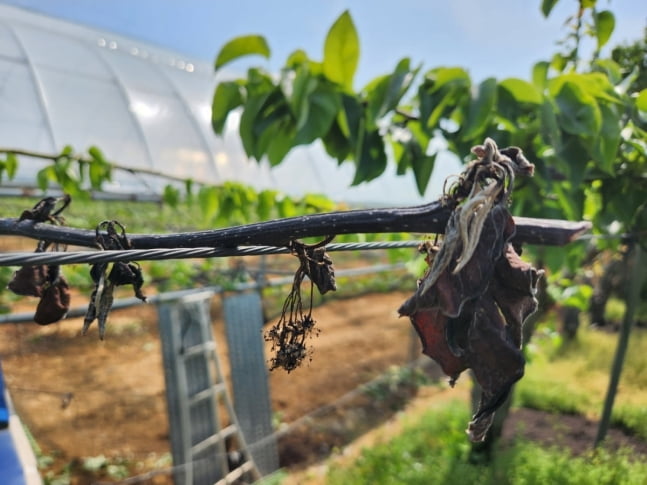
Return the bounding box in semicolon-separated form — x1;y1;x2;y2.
322;401;647;485
0;196;205;233
292;313;647;485
517;318;647;439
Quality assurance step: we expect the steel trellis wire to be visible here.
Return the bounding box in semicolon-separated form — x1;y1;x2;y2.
0;241;424;266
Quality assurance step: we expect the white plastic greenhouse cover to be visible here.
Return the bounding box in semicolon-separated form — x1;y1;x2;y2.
0;4;460;206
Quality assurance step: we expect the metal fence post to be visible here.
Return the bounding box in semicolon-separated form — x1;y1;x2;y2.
222;290;279;475
158;290;260;485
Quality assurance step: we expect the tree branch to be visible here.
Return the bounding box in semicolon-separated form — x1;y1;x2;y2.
0;201;591;250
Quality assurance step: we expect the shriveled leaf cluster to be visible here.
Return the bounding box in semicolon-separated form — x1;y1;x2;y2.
8;196;72;325
399;139;544;442
83;220;146;340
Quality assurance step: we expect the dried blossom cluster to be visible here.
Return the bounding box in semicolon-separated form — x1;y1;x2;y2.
265;238;335;372
6;198;146;338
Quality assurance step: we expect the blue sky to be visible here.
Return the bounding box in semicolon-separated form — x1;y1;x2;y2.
2;0;645;85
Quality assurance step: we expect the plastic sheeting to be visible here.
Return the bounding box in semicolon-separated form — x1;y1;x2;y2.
0;5;460;206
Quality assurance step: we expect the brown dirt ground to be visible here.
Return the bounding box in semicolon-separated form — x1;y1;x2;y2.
0;289;416;483
1;290;645;484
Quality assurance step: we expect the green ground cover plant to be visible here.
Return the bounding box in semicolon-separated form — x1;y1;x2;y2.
324;401;647;485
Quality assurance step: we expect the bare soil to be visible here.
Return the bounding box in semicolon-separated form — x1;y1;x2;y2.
0;290;415;483
0;290;645;484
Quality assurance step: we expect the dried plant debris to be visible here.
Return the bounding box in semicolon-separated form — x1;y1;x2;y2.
18;194;71;224
265;237;335;372
399;138;544;442
8;196;72;325
8;264;48;297
34;264;71;325
83;221;146;339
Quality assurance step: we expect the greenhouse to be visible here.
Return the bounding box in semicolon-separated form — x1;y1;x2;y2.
0;4;458;205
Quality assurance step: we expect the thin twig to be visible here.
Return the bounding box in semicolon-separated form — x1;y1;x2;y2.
0;147;194;185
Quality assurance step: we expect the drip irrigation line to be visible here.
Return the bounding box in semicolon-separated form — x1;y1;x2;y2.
0;241;423;266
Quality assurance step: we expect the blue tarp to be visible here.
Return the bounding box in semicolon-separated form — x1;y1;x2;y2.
0;362;27;485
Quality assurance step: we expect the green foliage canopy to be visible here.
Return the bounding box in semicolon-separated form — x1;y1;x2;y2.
211;2;646;246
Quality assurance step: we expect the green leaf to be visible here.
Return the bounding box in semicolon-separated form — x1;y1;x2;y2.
362;74;388;126
412;152;437;195
286;67;314;121
552;181;584;220
277;197;297;218
286;49;309;68
595;10;615;50
5;152;17;180
339;94;362;144
554;80;601;136
212;82;243;134
214;35;270;71
393;129;436;195
551;53;568;73
591;59;622;84
462;77;497;141
265;121;296;166
499;78;542;105
162;184;181;208
322;119;352;163
392;123;435;195
550;73;620;104
540;98;562;153
541;0;560;17
86;146;111;188
418;67;471;131
364;58;419;126
323;10;359;90
353;129;387;184
239;91;273;158
303;193;335;212
252;91;293;160
556;134;592;186
636;89;647;112
88;161;104;190
257;190;277;220
532;62;550;91
198;186;220;222
36;166;55;191
561;284;593;311
294;83;340;145
88;145;105;163
591;103;621;174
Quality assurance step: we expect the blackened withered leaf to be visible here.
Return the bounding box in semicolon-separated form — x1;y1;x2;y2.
8;265;48;297
464;294;525;442
400;192;537;442
407;308;468;384
90;262;108;284
108;262;147;301
491;244;544;348
304;246;336;295
34;276;71;325
400;203;515;318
